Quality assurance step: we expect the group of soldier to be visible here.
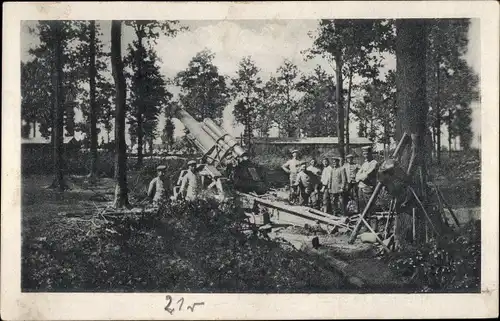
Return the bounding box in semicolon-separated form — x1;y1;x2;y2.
147;159;201;204
282;146;379;216
146;145;379;216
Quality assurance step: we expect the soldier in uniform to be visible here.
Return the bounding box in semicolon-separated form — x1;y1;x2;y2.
355;146;379;214
320;158;333;213
329;157;347;215
306;159;322;209
148;165;172;205
282;149;302;203
179;160;201;201
343;154;360;212
293;162;312;206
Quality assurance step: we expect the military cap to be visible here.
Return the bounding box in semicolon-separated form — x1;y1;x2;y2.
291;149;299;154
361;146;373;151
333;157;341;161
187;160;197;166
157;165;167;171
346;154;354;158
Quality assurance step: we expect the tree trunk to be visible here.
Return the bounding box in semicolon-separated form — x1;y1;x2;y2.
88;20;99;181
369;114;375;142
50;21;68;191
394;19;434;248
448;109;452;157
136;115;143;167
435;58;442;164
345;69;353;154
245;116;252;147
335;53;345;161
111;20;130;208
135;33;144;168
431;123;436;160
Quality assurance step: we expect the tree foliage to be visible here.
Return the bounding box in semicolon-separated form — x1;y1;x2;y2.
426;19;478;152
253;80;276;138
125;48;171;153
123;20;184;166
266;60;302;137
296;66;337;137
231;57;263;146
307;19;393;159
21;58;52;138
70;22;115;141
353;70;397;147
24;21;84;140
175;50;231;123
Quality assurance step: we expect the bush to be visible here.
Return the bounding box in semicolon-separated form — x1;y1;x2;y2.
388;220;481;293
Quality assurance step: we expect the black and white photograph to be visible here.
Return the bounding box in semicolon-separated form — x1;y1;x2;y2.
2;1;498;320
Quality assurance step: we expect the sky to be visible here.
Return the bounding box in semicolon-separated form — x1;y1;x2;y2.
21;19;481;148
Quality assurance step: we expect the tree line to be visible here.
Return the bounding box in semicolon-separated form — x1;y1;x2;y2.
170;19;478;162
21;19;479;209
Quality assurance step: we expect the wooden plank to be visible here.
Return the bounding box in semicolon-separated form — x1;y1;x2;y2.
253;198;343;227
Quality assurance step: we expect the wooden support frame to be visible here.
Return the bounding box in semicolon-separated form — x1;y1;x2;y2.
348;132;411;245
431;182;460;228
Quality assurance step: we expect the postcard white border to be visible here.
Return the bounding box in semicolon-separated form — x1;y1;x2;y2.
2;1;499;320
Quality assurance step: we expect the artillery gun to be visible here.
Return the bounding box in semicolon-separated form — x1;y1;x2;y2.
170;107;357;232
172;107;267;200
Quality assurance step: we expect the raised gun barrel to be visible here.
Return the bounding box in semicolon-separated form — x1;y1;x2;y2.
173;106;267;195
174;107;246;166
202;119;246;158
175;108;216;155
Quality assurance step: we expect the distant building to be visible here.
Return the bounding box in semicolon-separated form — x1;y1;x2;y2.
21;136;81;149
21;136;81;174
249;136;373;158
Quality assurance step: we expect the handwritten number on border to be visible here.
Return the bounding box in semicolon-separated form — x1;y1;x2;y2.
187;302;205;312
177;297;184;311
164;295;174;314
165;295;204;314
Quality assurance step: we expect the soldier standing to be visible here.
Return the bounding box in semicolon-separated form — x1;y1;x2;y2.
355;146;379;214
179;160;200;201
282;149;301;203
320;158;333;213
148;165;172;205
343;154;360;211
306;159;322;209
329;157;347;215
293;162;312;206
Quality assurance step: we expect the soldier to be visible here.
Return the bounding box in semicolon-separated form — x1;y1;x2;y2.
320;158;333;213
282;149;302;203
147;165;172;205
293;162;312;206
179;160;200;201
343;154;360;210
355;146;379;214
329;157;347;216
306;159;322;209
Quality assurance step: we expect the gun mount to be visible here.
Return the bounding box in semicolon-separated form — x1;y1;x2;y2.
172;107;267;199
